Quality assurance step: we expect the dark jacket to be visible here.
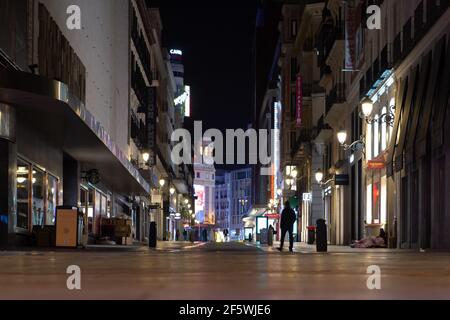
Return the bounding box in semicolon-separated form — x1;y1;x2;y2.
280;207;296;229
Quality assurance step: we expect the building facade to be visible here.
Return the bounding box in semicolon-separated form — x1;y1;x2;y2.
273;0;450;249
0;0;193;247
215;170;231;230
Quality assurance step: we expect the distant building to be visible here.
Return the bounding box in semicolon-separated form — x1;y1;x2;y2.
194;138;216;226
215;170;231;230
215;167;252;239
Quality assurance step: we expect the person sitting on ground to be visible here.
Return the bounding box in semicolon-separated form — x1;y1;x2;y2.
350;228;387;248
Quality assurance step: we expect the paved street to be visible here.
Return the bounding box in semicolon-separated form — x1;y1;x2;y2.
1;242;450;300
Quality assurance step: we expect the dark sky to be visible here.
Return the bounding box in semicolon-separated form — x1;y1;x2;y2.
156;1;257;132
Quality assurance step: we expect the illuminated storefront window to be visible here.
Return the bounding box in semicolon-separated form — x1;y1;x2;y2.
366;184;372;224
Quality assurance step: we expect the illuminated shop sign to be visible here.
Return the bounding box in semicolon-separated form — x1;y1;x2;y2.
170;49;183;56
367;160;385;170
174;85;190;117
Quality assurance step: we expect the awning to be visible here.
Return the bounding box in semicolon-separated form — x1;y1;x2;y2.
242;205;268;227
0;69;150;196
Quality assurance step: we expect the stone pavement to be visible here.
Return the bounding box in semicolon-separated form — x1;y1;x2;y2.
1;241;450;299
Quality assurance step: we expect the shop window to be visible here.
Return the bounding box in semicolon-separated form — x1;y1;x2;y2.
16;160;30;230
381;176;387;225
46;174;58;225
32;168;45;227
94;190;102;235
88;189;94;234
372;182;381;224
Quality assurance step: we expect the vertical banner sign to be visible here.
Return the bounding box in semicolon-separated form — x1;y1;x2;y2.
295;74;303;128
344;1;357;70
147;87;157;166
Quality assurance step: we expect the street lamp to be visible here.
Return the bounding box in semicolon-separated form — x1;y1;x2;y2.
184;199;189;205
187;203;191;209
159;179;166;188
315;169;324;184
276;188;282;197
169;187;175;196
142;152;150;164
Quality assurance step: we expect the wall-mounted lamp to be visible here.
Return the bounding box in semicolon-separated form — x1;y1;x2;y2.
360;96;395;126
336;129;366;153
142;152;150;164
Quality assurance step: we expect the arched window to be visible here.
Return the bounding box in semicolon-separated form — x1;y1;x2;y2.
374;115;379;157
381;107;387;151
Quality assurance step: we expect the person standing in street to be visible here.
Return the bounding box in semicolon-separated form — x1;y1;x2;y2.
277;201;297;252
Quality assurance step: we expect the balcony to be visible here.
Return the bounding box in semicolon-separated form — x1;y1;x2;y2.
325;83;346;115
313;114;333;143
325;83;346;127
130;111;147;150
291;129;313;159
317;21;344;64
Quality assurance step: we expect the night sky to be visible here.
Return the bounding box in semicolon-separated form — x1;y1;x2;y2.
156;1;257;132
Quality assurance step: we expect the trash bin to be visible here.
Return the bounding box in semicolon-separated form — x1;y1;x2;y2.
307;226;316;245
316;219;327;252
260;228;268;245
268;228;274;246
149;221;157;248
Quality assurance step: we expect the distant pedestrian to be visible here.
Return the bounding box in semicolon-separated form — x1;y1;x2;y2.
223;229;229;242
183;229;188;241
176;229;180;241
277;201;296;252
202;229;208;242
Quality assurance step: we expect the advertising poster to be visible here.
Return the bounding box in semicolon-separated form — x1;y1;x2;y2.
194;184;205;223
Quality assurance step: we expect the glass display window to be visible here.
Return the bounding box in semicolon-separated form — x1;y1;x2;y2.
16;160;30;230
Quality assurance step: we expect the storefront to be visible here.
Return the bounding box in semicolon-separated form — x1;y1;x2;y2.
0;69;150;247
364;74;396;243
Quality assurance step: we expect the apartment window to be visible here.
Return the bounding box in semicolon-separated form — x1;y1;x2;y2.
290;57;297;82
196;172;200;178
290;19;298;38
290;132;297;150
291;92;296;117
